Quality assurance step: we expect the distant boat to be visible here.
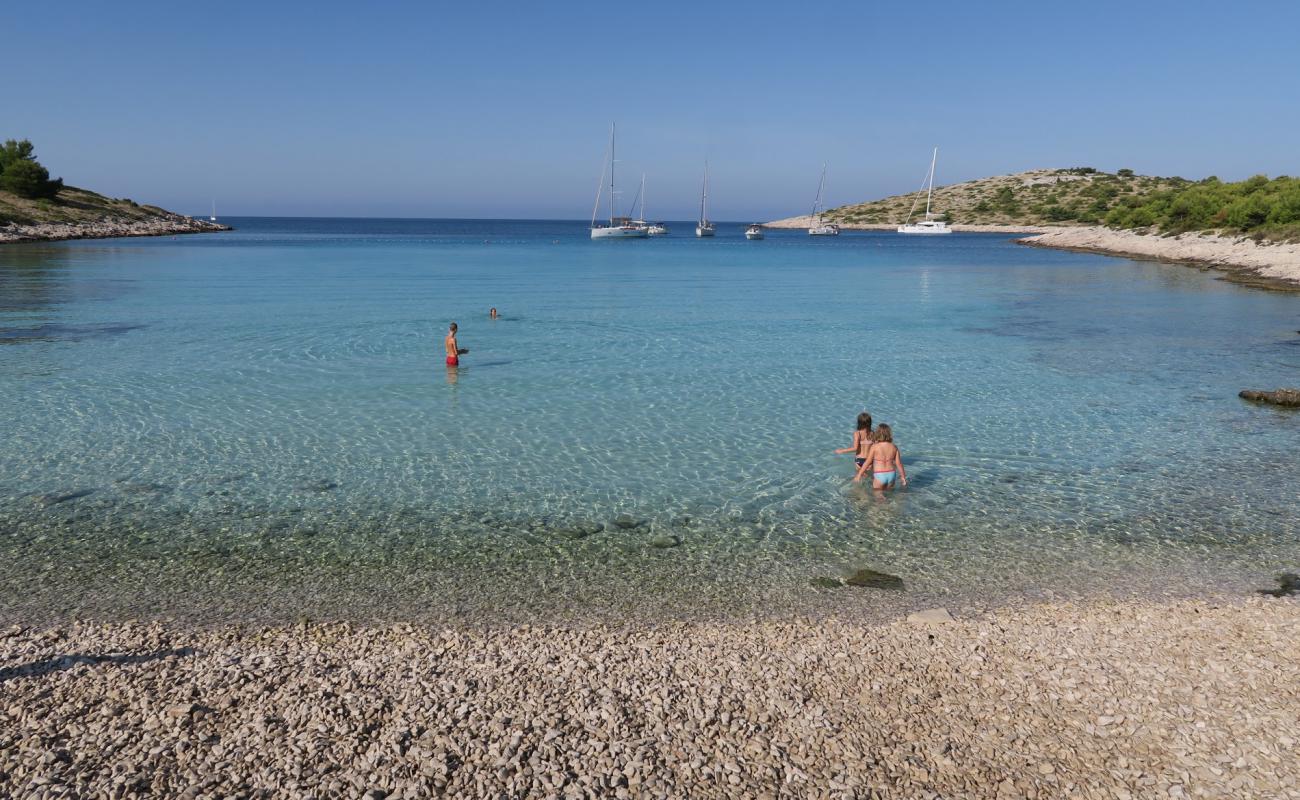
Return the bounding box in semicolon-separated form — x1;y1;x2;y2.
632;174;670;235
209;200;217;223
696;160;715;237
591;123;648;240
745;224;765;240
898;147;952;235
808;164;840;236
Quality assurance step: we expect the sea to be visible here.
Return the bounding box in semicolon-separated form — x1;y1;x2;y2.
1;218;1297;625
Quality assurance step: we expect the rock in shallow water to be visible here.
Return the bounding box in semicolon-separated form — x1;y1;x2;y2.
34;489;95;507
845;568;905;590
297;480;339;493
649;534;681;549
1258;573;1300;597
809;577;844;589
612;514;643;530
1238;388;1300;407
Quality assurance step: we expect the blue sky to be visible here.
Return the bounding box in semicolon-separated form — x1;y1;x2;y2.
6;0;1299;219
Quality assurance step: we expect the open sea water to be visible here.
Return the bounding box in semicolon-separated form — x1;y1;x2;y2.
1;218;1297;624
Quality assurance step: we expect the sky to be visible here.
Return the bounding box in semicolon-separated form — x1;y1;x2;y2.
6;0;1300;220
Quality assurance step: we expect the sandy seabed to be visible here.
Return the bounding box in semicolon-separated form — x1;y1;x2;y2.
2;595;1297;799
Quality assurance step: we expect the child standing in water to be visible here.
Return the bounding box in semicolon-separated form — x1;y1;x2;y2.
834;412;873;472
854;423;908;489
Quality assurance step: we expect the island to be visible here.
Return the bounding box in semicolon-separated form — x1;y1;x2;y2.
0;139;229;244
767;168;1300;290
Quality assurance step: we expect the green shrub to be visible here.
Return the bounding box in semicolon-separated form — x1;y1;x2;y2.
0;139;63;199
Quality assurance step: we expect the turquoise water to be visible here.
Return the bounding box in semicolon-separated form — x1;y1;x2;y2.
1;219;1297;624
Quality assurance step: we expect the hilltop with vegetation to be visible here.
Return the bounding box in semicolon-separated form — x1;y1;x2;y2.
765;167;1300;289
0;138;228;244
769;168;1300;243
824;167;1191;228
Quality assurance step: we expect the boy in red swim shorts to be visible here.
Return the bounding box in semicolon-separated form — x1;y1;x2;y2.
445;322;467;366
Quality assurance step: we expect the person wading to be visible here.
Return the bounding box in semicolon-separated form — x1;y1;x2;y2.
445;322;468;367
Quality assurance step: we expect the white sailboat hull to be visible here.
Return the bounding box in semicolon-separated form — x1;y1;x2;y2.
897;222;951;235
646;225;669;236
808;225;840;236
591;226;648;239
696;225;715;237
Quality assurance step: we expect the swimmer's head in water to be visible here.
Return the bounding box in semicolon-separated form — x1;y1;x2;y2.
856;412;873;431
873;424;893;443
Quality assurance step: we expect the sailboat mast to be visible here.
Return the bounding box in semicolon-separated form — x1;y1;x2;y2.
924;147;937;220
813;164;827;218
639;174;646;221
609;123;616;223
700;160;709;223
591;153;608;227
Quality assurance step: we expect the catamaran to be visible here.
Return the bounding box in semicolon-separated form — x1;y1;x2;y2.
695;160;715;237
898;147;952;235
808;164;840;236
590;123;648;240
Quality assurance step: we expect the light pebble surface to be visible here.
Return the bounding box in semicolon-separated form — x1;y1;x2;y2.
3;596;1297;798
1019;226;1300;289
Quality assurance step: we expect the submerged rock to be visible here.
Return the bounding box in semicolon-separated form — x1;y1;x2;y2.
1239;388;1300;407
558;522;604;540
35;489;94;508
612;514;643;530
649;534;682;549
297;480;339;493
1258;573;1300;598
809;577;844;589
116;481;172;495
845;568;905;590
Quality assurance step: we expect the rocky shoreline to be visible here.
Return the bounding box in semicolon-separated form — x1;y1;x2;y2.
761;215;1052;234
2;595;1296;798
0;215;230;245
1018;226;1300;291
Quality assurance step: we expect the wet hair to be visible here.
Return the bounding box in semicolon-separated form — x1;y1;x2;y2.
855;412;873;431
873;423;893;443
449;322;458;332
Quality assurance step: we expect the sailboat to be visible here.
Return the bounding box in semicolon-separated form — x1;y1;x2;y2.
898;147;952;234
639;175;669;235
209;200;217;223
808;164;840;236
695;160;715;237
591;123;648;240
630;175;669;235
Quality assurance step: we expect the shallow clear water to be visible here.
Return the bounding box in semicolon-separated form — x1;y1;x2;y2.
1;219;1297;624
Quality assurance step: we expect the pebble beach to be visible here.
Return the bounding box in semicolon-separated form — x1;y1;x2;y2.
3;595;1297;798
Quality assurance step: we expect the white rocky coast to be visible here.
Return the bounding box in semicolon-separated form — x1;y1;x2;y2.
1018;226;1300;289
3;595;1297;798
0;215;228;244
